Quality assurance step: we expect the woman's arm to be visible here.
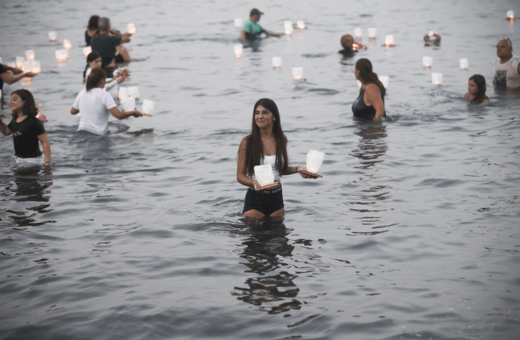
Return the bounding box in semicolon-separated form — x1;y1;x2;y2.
237;138;262;190
265;30;280;37
71;107;80;115
0;71;37;85
0;118;12;136
365;84;385;120
37;133;51;164
109;107;148;120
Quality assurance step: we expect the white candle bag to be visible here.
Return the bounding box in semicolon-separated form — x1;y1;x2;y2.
379;76;389;89
284;21;293;36
272;57;282;69
254;164;275;187
83;46;92;58
306;150;326;173
63;39;72;50
459;58;468;70
55;49;68;61
32;61;41;73
48;31;57;42
142;100;155;115
234;44;243;58
296;20;305;29
128;86;140;99
354;27;362;39
422;56;432;68
368;28;377;39
118;87;128;100
121;97;136;112
234;18;242;28
432;73;442;85
507;10;514;19
292;67;303;81
385;35;394;46
127;23;137;35
16;56;25;69
25;50;35;60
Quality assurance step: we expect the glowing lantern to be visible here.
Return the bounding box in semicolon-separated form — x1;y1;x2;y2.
7;62;16;68
459;58;468;70
507;10;514;19
128;86;140;99
121;97;136;112
284;21;293;35
83;46;92;58
127;23;137;35
32;61;41;73
234;44;243;58
55;49;68;61
63;39;72;50
118;87;128;100
25;50;35;60
384;35;394;47
368;28;377;39
48;31;57;42
254;164;274;187
234;18;242;28
292;67;303;81
272;57;282;69
296;20;305;29
142;100;155;116
306;150;325;174
431;73;442;85
428;31;435;38
422;56;432;68
16;56;25;69
354;27;362;39
379;76;389;89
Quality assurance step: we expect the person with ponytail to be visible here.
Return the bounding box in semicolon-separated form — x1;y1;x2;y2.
352;58;386;120
83;52;128;100
0;89;51;166
237;98;316;220
71;68;148;135
464;74;489;105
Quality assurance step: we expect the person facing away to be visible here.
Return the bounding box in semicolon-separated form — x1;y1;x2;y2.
90;17;131;71
493;38;520;89
83;52;129;100
352;58;386;120
464;75;489;105
0;89;51;166
240;8;280;42
85;15;99;46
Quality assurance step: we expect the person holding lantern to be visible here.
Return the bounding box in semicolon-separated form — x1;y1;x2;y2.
424;31;441;46
91;17;131;74
0;63;38;92
352;58;386;120
493;38;520;89
338;34;367;57
240;8;280;42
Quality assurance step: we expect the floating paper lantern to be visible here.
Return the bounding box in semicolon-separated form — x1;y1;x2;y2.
16;56;25;69
507;10;514;19
118;87;128;100
384;35;394;47
296;20;305;29
83;46;92;58
128;86;140;99
121;97;136;112
22;60;31;72
142;100;155;115
55;49;68;61
48;31;57;42
459;58;468;70
423;56;432;68
25;50;35;60
127;23;137;35
234;18;242;28
234;44;243;58
306;150;325;173
32;61;41;73
284;21;293;35
431;72;442;85
379;76;389;89
368;28;377;39
254;164;274;187
272;57;282;69
354;27;362;39
292;67;303;81
63;39;72;50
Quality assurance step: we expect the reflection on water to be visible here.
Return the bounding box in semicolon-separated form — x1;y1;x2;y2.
350;121;387;169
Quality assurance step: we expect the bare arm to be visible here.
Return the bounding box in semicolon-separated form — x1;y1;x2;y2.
71;107;80;115
3;66;23;75
108;107;147;120
240;30;246;42
265;30;280;37
121;33;131;44
37;133;51;164
365;84;385;120
0;71;36;85
237;137;260;189
0;117;12;136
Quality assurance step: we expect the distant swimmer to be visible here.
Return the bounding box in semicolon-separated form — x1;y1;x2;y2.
237;98;316;220
0;89;51;166
464;75;489;105
240;8;280;42
424;31;441;46
338;34;366;57
0;62;38;92
71;68;148;135
352;58;386;120
493;38;520;89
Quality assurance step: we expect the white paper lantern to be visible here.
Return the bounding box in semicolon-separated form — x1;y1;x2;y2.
368;28;377;39
272;57;282;69
234;44;243;58
254;164;274;187
118;87;128;100
384;35;394;47
296;20;305;29
354;27;362;39
142;100;155;115
357;80;362;88
292;67;303;81
422;56;432;68
32;61;41;73
63;39;72;50
48;31;57;42
128;86;140;99
507;10;514;19
7;62;16;68
432;72;442;85
16;56;25;69
459;58;468;70
379;76;389;89
55;49;68;61
234;18;242;28
306;150;326;173
284;21;293;35
127;23;137;35
83;46;92;58
25;50;35;60
121;97;136;112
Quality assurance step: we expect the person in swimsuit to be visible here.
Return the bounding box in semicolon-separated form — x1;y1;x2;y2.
237;98;315;220
352;58;386;120
464;74;489;105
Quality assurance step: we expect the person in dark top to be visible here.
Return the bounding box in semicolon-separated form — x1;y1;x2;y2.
85;15;99;46
338;34;366;57
240;8;280;42
0;89;51;165
464;74;489;105
0;63;37;91
91;17;131;70
352;58;386;120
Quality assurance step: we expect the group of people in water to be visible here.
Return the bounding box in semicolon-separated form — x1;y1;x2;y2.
0;8;519;219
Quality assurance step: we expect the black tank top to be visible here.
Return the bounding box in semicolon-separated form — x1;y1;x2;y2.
352;87;385;120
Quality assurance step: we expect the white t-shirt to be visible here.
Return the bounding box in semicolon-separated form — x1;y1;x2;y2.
73;88;117;135
492;55;520;89
85;67;119;100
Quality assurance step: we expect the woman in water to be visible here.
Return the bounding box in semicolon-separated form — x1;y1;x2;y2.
83;52;128;100
71;68;148;135
0;89;51;165
237;98;315;219
464;74;489;105
85;15;99;46
352;58;386;120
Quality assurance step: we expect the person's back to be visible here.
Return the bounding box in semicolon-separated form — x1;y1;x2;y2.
90;17;125;69
73;87;116;135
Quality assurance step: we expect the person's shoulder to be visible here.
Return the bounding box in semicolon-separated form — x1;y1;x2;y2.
366;83;381;92
240;135;250;147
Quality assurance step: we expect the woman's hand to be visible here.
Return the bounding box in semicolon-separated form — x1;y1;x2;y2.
297;166;320;179
132;110;152;118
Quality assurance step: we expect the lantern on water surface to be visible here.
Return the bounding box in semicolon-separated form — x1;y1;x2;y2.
127;23;137;35
380;76;389;89
423;56;432;68
25;50;35;60
284;21;293;35
354;27;362;39
368;28;377;39
432;73;442;85
507;10;514;20
55;49;68;61
234;44;243;58
292;67;303;81
234;18;242;28
128;86;140;99
121;97;136;112
459;58;468;70
63;39;72;50
272;57;282;69
48;31;57;42
142;100;155;115
32;61;41;73
16;56;25;69
296;20;305;29
384;35;394;47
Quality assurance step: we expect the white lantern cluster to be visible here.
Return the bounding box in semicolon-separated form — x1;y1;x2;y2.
272;57;282;69
127;23;137;35
292;67;303;81
22;60;41;73
368;28;377;39
48;31;57;42
284;21;293;35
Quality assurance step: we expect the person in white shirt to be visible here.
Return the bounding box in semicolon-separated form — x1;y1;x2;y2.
71;68;148;135
492;38;520;89
83;52;128;100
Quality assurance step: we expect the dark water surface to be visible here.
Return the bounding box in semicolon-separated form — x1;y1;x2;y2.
1;0;520;339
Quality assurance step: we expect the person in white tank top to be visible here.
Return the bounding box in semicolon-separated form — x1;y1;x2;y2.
492;38;520;89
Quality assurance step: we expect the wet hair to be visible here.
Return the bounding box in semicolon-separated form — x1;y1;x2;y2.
355;58;386;96
88;15;99;30
243;98;288;177
11;89;38;119
341;34;354;49
83;52;101;82
469;74;487;104
86;68;106;91
98;17;110;31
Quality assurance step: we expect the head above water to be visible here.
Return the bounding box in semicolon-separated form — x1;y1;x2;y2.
86;68;106;91
98;17;110;32
355;58;386;96
83;52;102;81
341;34;355;49
250;8;263;21
496;38;513;59
88;15;99;30
11;89;38;118
468;74;487;103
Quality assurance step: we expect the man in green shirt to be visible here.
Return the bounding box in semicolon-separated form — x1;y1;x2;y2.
240;8;280;42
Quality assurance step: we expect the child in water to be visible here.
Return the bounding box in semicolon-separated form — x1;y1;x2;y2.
464;74;489;105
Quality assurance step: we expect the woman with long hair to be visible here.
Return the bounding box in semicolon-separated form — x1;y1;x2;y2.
85;15;99;46
237;98;315;219
83;52;128;100
464;74;489;105
352;58;386;120
0;89;51;165
71;68;148;135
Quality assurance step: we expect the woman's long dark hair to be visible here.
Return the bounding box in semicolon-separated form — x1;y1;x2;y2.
86;68;106;91
83;52;101;82
244;98;288;177
11;89;38;119
355;58;386;96
88;15;99;30
469;74;487;104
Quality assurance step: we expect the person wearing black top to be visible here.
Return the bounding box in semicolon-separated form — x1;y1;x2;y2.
91;17;131;70
352;58;386;120
85;15;99;46
0;89;51;165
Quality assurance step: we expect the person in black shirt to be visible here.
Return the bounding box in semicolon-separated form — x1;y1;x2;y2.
91;17;131;71
0;63;38;92
0;89;51;165
85;15;100;46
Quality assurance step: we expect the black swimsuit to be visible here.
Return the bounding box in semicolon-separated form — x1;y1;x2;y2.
352;88;385;120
